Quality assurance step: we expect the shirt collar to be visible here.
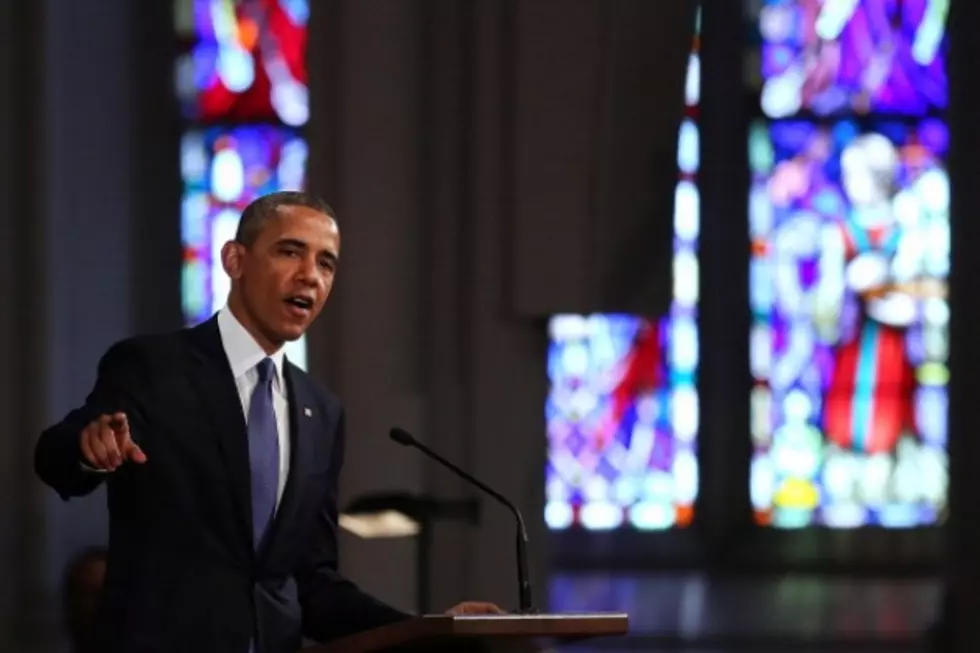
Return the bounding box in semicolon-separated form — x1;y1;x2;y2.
217;306;286;390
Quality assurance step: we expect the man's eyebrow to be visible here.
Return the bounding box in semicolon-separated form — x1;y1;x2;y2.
275;237;308;249
275;238;338;263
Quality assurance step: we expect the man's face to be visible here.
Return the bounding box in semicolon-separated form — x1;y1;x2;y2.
223;205;340;351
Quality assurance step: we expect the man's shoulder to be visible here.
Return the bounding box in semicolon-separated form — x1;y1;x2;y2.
100;327;195;369
286;362;342;411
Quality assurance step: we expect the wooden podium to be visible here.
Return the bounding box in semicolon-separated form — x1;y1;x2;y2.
305;613;629;653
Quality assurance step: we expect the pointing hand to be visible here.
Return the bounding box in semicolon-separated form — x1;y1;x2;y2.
80;412;147;471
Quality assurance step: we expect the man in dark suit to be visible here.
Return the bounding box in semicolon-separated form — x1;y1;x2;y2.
35;191;499;653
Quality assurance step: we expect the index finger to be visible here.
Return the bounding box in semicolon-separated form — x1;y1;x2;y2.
108;412;147;463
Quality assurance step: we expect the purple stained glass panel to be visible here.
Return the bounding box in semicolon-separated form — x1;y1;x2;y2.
754;0;948;118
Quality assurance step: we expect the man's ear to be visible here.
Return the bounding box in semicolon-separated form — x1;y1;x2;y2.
221;241;245;280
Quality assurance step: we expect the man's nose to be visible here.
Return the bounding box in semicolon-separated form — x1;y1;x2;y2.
296;258;319;285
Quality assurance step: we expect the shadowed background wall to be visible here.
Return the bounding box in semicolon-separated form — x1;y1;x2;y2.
0;0;180;645
306;0;696;612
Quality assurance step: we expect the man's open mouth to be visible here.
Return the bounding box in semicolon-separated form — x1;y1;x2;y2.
285;296;314;311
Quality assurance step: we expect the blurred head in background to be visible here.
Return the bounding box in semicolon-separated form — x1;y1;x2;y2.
62;547;107;653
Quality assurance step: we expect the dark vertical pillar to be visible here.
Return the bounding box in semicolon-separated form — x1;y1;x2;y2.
418;0;474;611
466;0;551;609
696;0;754;564
306;0;427;611
0;0;46;645
0;0;179;646
131;0;183;335
39;0;136;599
32;0;180;642
305;0;551;610
946;0;980;649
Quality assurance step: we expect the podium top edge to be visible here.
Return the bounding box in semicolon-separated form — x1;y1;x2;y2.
312;613;629;652
430;612;629;621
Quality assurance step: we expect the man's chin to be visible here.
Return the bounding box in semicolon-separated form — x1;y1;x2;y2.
272;312;318;344
278;326;307;342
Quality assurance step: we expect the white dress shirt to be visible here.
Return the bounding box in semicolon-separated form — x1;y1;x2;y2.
217;307;291;507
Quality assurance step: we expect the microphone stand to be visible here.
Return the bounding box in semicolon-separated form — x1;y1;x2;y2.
390;428;536;614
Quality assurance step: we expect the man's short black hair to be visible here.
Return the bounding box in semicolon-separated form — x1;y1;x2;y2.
235;191;336;247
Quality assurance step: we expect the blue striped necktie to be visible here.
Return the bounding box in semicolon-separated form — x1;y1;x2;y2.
248;357;279;550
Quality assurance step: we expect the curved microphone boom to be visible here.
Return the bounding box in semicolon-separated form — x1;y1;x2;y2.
388;427;534;614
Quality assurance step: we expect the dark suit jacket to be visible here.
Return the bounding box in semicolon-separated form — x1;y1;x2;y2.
35;317;410;653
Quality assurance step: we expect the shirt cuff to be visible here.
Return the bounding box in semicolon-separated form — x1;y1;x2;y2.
79;461;111;473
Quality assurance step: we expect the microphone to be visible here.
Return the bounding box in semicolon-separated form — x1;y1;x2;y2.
389;427;534;614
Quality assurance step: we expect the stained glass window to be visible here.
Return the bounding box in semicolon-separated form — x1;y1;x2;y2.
750;0;948;119
545;20;701;531
180;126;307;322
175;0;309;125
176;0;310;368
747;0;949;528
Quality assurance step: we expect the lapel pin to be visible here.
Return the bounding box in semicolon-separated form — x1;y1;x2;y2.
304;407;313;417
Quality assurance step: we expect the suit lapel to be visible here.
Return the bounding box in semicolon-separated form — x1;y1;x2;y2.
185;319;333;561
260;363;323;561
185;317;254;546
